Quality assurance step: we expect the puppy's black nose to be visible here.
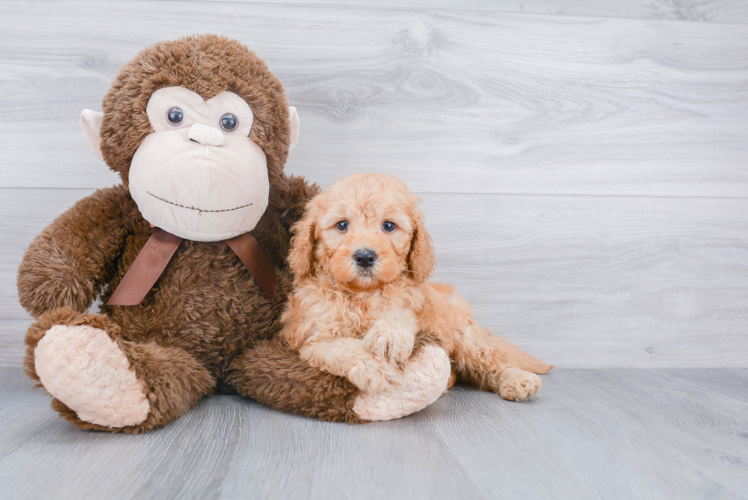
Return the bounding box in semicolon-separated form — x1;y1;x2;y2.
354;249;377;269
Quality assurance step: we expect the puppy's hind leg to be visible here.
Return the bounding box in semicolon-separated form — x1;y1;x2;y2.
453;324;550;401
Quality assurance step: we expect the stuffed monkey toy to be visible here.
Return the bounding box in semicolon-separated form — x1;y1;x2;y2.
17;35;451;433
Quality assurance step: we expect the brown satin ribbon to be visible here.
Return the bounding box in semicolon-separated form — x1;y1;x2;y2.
107;229;182;306
225;233;278;302
107;229;276;306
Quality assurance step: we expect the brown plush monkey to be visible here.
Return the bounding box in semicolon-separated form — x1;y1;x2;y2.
17;35;451;433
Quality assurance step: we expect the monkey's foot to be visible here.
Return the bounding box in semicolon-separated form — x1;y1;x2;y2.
353;345;451;421
35;324;150;427
498;367;541;401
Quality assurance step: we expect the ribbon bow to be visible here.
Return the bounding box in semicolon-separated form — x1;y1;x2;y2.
107;229;277;306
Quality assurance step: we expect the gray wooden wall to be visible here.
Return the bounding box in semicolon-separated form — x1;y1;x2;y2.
1;0;747;368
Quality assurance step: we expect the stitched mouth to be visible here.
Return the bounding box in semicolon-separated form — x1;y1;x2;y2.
147;191;252;214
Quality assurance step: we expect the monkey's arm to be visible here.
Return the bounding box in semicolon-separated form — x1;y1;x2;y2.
17;184;136;318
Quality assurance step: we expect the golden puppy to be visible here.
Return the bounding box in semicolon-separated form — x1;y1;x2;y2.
282;173;552;400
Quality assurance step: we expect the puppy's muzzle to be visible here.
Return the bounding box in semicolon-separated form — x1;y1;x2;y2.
353;249;377;270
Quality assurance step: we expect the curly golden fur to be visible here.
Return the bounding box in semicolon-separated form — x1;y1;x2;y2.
283;174;553;398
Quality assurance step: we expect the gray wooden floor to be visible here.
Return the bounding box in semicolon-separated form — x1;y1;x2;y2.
1;367;746;500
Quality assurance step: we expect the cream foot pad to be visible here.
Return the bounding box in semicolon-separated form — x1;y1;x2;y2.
35;325;150;427
353;345;451;421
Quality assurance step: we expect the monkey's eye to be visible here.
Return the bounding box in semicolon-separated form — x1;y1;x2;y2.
382;221;397;233
336;220;349;232
167;107;184;126
220;113;238;132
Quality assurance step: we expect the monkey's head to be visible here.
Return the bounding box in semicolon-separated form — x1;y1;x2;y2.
80;35;299;242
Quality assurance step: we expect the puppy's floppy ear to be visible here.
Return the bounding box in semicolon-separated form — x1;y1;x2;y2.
407;205;436;283
288;199;319;280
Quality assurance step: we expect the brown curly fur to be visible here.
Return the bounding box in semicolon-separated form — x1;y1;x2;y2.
17;35;363;432
282;174;552;398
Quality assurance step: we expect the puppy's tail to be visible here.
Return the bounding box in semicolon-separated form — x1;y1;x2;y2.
482;328;553;374
494;337;554;374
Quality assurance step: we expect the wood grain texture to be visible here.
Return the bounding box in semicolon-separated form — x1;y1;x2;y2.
0;366;746;499
3;188;747;368
0;321;26;368
1;1;747;196
1;3;746;497
149;0;748;24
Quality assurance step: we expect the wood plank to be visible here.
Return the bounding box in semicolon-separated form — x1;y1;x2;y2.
0;320;26;368
147;0;748;24
216;397;483;499
1;1;747;196
3;188;747;368
0;367;61;463
423;193;748;368
0;367;746;499
431;369;748;499
0;366;483;500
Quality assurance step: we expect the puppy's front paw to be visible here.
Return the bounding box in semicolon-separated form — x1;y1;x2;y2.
347;359;404;394
362;323;414;365
498;367;541;401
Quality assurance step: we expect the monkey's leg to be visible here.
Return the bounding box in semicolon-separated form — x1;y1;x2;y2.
25;307;214;433
452;323;548;401
227;333;451;423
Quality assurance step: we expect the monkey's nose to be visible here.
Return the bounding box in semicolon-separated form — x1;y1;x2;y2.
353;249;377;269
188;123;224;147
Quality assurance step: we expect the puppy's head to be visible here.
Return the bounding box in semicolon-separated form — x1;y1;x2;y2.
288;173;435;290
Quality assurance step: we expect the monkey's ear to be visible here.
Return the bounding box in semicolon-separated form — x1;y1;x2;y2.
80;109;104;161
289;106;300;151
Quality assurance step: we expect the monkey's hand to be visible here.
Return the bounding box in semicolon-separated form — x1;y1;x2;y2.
17;186;134;317
17;247;96;316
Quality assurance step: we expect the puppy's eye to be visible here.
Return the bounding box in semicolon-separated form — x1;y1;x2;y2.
167;107;184;126
336;220;349;232
382;221;396;233
220;113;238;132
